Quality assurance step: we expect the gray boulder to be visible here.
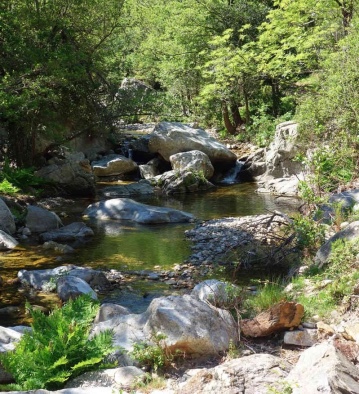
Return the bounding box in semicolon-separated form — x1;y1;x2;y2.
91;154;138;177
148;122;237;168
39;222;94;243
57;276;98;301
0;326;29;353
0;198;16;234
179;353;290;394
191;279;237;308
0;230;18;250
18;265;109;292
98;181;154;198
94;303;130;324
92;294;238;357
139;157;162;179
36;152;96;197
151;170;215;194
315;221;359;267
25;205;63;233
170;150;214;180
287;342;359;393
83;198;194;224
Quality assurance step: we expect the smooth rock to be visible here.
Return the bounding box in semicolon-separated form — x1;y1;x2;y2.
25;205;63;233
92;154;138;177
39;222;94;242
0;230;18;250
57;276;98;301
191;279;237;307
94;303;130;324
287;342;359;393
170;150;214;179
283;328;318;347
148;122;237;167
0;198;16;234
83;198;194;224
98;181;154;198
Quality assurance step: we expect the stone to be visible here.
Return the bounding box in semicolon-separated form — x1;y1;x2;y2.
169;150;214;180
287;342;359;393
139;157;162;179
94;303;130;324
92;294;238;357
91;154;138;177
0;198;16;234
65;366;145;390
283;328;318;347
151;170;215;194
148;122;237;168
0;326;27;353
42;241;75;254
83;198;194;224
315;221;359;267
241;302;304;337
25;205;63;233
178;353;290;394
39;222;94;243
57;276;98;301
35;153;96;197
98;181;154;198
191;279;237;307
0;230;18;250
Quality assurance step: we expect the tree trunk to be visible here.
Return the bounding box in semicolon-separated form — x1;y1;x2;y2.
230;101;243;129
222;101;237;135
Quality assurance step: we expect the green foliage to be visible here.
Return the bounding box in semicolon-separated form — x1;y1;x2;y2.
0;179;19;195
244;279;287;317
0;295;114;391
130;333;181;372
0;159;48;194
291;214;326;255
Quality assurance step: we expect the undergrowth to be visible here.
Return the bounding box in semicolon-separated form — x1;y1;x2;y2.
0;295;114;391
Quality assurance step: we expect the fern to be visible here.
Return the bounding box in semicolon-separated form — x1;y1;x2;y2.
0;295;114;390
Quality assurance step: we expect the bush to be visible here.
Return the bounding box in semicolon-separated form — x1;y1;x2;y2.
0;295;114;391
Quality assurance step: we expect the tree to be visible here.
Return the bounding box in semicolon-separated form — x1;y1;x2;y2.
0;0;124;166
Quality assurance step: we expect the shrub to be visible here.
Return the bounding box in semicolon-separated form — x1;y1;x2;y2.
0;295;114;391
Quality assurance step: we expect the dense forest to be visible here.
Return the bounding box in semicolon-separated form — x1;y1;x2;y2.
1;0;358;188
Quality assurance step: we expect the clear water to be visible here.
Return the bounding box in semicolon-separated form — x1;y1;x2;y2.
0;183;298;325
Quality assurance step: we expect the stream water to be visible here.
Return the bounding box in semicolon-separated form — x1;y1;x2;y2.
0;182;298;326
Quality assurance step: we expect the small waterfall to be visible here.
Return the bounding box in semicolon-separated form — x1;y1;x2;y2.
220;160;244;184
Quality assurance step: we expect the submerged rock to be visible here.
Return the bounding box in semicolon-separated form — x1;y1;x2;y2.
39;222;94;243
98;181;154;198
83;198;194;224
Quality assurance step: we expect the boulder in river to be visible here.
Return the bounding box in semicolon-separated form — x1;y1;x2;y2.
0;230;18;251
91;154;138;177
170;150;214;180
83;198;194;224
98;181;154;198
25;205;63;233
39;222;94;243
148;122;237;169
57;275;98;301
0;198;16;235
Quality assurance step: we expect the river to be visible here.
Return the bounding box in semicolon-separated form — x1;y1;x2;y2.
0;182;298;326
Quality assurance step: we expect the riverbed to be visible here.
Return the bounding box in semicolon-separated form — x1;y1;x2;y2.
0;182;298;326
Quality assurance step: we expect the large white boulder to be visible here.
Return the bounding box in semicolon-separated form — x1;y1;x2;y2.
170;150;214;180
92;294;238;357
83;198;194;224
148;122;237;168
